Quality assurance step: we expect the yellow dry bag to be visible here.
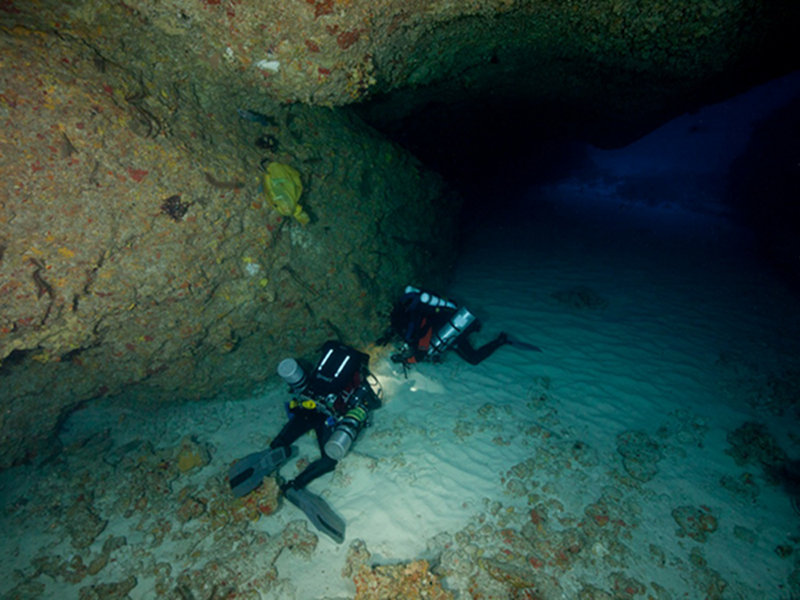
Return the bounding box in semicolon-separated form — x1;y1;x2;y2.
262;162;310;225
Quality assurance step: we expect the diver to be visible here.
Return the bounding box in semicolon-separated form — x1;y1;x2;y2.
379;285;529;367
228;340;381;543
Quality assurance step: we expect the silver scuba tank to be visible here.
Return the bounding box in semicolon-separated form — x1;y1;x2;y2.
324;406;367;460
323;385;374;460
277;358;308;394
428;306;476;356
405;285;456;310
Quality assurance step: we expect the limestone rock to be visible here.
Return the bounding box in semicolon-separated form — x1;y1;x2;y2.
616;430;663;482
65;497;108;549
345;539;454;600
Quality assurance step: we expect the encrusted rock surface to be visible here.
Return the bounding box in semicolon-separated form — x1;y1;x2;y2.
616;430;663;483
344;539;454;600
6;0;798;119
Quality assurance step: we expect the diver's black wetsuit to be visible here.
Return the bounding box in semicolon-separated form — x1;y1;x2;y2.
269;342;376;490
270;409;337;490
453;332;508;365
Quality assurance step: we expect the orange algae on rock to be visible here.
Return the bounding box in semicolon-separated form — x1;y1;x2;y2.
671;505;719;542
176;449;204;472
345;539;454;600
229;476;281;522
353;560;453;600
175;436;212;472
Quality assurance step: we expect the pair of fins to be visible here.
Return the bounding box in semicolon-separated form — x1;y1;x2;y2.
227;446;346;544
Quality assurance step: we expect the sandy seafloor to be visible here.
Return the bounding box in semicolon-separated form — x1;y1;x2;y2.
2;182;800;600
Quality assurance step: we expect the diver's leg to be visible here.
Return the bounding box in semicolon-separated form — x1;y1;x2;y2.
312;413;334;454
281;413;339;490
270;411;313;450
454;333;508;365
287;454;338;490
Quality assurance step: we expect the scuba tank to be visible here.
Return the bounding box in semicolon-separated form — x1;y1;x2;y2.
277;358;308;395
324;385;374;460
428;306;476;356
324;407;367;460
404;285;457;310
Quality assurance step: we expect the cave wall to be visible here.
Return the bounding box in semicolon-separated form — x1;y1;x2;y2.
0;23;457;467
6;0;798;118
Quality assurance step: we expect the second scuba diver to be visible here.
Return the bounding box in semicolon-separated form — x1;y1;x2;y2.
380;285;514;367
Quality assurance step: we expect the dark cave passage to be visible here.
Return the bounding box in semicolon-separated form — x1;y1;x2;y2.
356;71;800;291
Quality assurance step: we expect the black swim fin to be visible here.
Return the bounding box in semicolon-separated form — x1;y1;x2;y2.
228;446;289;498
506;335;542;352
284;487;346;544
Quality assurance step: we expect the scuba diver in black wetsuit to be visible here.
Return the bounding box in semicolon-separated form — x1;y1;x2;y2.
228;340;381;543
269;341;381;491
379;285;511;367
